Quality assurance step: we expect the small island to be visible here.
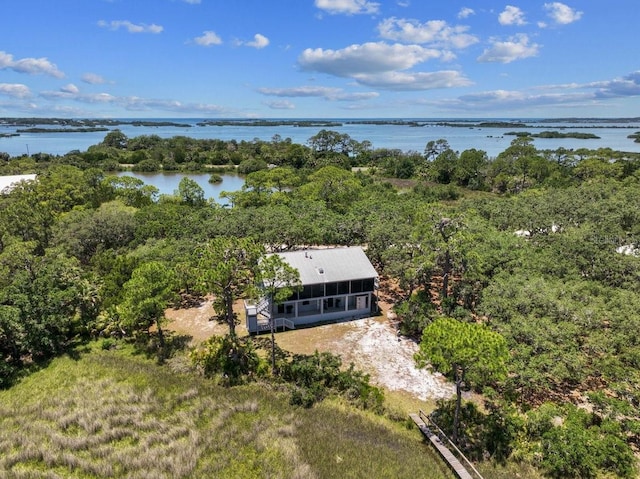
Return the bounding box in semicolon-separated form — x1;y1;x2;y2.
16;127;110;134
196;119;343;127
505;130;600;139
628;132;640;143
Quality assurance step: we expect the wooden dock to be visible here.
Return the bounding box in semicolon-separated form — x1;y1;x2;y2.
410;412;481;479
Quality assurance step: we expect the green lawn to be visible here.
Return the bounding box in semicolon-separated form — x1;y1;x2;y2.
0;345;453;479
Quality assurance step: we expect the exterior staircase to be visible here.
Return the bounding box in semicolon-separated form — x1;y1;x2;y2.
254;297;295;332
256;297;271;320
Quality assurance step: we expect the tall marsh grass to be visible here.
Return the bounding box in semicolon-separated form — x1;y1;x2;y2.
0;346;454;478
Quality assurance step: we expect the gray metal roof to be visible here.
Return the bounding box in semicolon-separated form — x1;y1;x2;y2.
272;246;377;285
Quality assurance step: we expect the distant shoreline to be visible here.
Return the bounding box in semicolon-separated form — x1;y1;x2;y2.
2;117;640;130
16;127;109;134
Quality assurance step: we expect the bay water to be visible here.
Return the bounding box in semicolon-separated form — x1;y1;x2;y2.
2;118;640;159
114;171;244;205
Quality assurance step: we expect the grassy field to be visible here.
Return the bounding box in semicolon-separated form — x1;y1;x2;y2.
0;344;455;479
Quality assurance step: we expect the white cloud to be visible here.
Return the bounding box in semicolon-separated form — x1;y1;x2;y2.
314;0;380;15
245;34;270;49
353;70;473;90
588;71;640;98
183;0;201;3
336;91;381;100
259;85;344;97
544;2;583;25
85;93;118;103
82;73;106;85
297;42;470;91
429;89;594;112
264;100;295;110
0;83;31;98
477;34;540;63
258;85;379;101
0;50;64;78
427;71;640;113
125;99;228;114
299;42;443;77
498;5;527;26
377;17;478;49
458;7;475;19
97;20;163;34
194;31;222;46
61;84;79;94
38;87;230;114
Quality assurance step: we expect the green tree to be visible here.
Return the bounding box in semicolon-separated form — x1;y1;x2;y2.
489;136;542;192
416;317;509;443
0;165;100;254
118;261;178;355
455;149;488;189
411;208;467;307
257;254;301;374
297;166;363;213
0;243;95;370
0;305;22;385
428;148;458;184
101;129;128;149
264;167;299;192
197;237;264;336
52;200;137;264
424;139;451;162
308;129;354;156
176;177;206;207
103;175;158;207
531;404;637;479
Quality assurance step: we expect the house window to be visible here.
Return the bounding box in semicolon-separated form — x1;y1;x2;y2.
299;285;312;300
311;283;324;298
337;281;349;295
351;278;375;294
282;291;297;301
326;282;337;296
363;278;375;292
300;284;325;299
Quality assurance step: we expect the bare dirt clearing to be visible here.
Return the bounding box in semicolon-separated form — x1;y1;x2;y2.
278;317;454;401
165;300;229;342
167;300;454;402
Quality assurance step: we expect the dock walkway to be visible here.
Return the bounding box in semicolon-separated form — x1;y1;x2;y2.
410;412;482;479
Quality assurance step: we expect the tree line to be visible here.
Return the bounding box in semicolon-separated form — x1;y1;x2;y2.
2;130;640;477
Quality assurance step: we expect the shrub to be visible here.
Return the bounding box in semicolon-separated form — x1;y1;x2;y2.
280;351;384;411
394;290;438;338
413;183;461;202
537;406;636;479
132;158;161;172
190;335;264;385
237;158;268;175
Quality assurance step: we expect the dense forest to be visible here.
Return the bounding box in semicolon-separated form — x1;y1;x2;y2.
1;128;640;478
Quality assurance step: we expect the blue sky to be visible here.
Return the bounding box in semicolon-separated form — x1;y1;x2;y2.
1;0;639;118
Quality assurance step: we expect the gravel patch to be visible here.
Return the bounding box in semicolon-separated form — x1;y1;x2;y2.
344;318;455;401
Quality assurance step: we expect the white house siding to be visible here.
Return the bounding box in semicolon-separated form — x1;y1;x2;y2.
246;246;378;333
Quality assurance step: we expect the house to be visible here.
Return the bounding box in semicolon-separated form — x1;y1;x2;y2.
0;174;37;194
245;246;379;334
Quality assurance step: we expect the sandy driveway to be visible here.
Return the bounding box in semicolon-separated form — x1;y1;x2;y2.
275;316;454;401
166;301;454;402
